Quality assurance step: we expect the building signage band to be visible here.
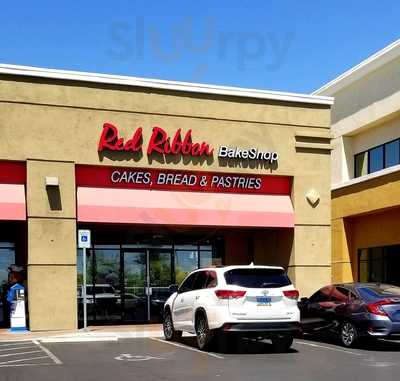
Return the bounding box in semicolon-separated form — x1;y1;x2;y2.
0;162;26;184
76;165;291;195
98;123;278;164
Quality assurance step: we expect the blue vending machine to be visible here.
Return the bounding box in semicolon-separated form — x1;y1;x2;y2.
7;283;27;332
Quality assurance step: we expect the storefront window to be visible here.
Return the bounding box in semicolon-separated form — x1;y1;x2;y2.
0;243;15;288
200;250;222;267
359;249;369;283
76;238;223;324
369;247;384;282
175;250;198;283
0;243;16;327
358;245;400;286
93;248;121;322
77;248;95;322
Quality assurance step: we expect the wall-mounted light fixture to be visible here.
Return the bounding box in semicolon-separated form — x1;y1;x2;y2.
45;176;62;211
45;176;59;187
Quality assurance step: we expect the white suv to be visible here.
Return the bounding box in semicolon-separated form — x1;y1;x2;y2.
163;265;300;352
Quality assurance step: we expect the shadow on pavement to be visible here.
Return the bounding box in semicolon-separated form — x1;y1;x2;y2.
178;336;299;355
300;333;400;352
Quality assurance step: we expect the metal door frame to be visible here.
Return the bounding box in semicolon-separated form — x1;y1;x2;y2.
121;249;148;323
147;248;174;322
122;248;173;322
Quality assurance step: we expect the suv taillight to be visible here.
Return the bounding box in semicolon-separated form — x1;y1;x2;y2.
283;290;299;300
366;299;393;316
215;290;246;299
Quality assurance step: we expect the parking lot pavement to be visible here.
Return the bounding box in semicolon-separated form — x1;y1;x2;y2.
0;340;61;369
1;336;400;381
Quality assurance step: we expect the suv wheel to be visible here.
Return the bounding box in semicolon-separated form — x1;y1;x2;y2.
271;335;294;353
163;310;182;341
340;321;358;347
195;313;214;350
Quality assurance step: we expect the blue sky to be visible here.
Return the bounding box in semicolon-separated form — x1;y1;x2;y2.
1;1;399;93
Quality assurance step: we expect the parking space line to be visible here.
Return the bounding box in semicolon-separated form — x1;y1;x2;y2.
295;340;362;356
0;356;49;365
33;340;63;365
0;363;55;368
0;342;32;347
0;346;37;352
0;350;42;358
149;337;224;359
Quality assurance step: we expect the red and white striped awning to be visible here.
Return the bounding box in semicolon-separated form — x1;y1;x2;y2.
77;187;294;228
0;184;26;221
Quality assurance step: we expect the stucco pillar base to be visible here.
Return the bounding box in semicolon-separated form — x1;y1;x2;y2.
28;264;77;331
331;217;353;283
289;225;332;297
26;160;77;331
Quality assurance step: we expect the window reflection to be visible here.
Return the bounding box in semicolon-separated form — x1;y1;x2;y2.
94;249;121;322
385;140;400;167
0;243;15;326
358;245;400;286
200;251;222;268
369;146;384;173
354;138;400;178
355;152;368;177
76;241;223;324
175;250;198;284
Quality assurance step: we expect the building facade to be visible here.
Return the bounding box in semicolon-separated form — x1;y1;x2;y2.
0;64;332;331
315;40;400;286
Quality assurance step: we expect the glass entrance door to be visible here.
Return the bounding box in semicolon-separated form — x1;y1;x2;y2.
122;249;173;323
123;250;147;322
149;249;173;322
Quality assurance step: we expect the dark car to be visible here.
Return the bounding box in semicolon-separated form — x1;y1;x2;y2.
299;283;400;347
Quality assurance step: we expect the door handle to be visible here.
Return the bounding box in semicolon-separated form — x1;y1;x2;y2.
195;296;200;300
146;287;153;296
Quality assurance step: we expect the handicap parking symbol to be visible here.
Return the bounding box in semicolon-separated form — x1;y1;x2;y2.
114;354;166;362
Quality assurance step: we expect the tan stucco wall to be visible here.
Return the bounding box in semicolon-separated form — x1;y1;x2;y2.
28;265;77;331
27;161;76;219
332;171;400;283
332;170;400;220
0;75;331;329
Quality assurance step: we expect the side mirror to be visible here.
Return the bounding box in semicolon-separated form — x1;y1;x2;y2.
300;297;309;304
169;284;179;294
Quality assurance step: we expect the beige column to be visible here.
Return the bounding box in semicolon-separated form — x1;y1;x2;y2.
288;148;332;297
26;160;77;331
331;217;354;283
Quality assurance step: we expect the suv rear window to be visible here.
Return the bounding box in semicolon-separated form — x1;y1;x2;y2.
224;268;291;288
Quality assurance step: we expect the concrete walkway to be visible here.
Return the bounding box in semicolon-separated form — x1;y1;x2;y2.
0;324;163;343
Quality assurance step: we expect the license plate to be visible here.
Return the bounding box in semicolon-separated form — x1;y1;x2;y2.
256;296;271;306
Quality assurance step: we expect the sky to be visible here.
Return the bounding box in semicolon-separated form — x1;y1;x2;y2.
1;1;399;94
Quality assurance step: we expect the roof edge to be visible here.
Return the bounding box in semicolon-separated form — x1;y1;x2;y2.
0;63;333;106
313;38;400;96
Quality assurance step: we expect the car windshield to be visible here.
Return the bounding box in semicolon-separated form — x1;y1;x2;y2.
357;284;400;301
224;268;291;288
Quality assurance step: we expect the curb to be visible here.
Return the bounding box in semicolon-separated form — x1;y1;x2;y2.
0;331;164;343
41;336;119;343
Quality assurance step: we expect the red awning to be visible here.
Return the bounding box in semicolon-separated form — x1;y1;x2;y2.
77;187;294;228
0;184;26;221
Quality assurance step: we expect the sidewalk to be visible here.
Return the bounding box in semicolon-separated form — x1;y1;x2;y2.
0;324;164;343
